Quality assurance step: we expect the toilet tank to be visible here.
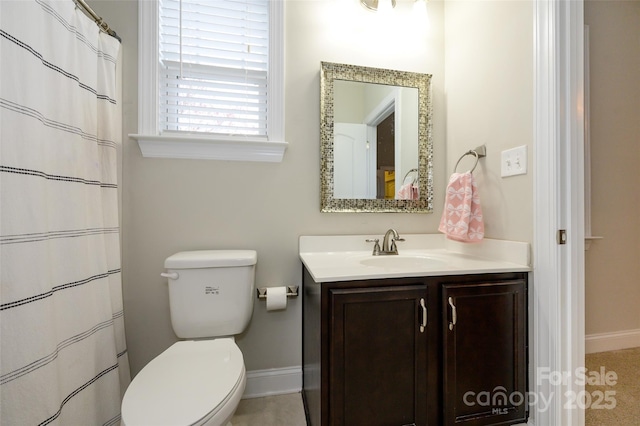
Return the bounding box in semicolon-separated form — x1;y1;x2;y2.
163;250;257;339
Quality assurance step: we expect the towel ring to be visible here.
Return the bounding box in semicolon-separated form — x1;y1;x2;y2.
453;145;487;173
454;151;479;173
402;168;418;184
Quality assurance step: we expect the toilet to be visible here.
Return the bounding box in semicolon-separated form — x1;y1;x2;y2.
121;250;257;426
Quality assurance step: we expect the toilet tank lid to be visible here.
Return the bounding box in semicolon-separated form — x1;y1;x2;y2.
165;250;257;269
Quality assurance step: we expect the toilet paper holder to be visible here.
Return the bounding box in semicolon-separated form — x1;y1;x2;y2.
256;286;299;299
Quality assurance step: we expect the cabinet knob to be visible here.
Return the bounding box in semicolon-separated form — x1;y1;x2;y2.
419;298;427;332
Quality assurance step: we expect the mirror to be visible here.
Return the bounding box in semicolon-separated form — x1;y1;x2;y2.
320;62;433;213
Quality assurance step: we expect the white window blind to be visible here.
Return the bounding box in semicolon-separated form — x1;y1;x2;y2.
158;0;269;136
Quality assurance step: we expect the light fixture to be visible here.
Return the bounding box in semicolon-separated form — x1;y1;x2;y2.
360;0;396;12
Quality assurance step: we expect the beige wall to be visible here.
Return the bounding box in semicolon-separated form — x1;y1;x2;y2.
584;0;640;336
444;0;534;244
93;0;534;377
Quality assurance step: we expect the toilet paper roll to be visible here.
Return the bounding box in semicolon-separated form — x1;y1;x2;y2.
266;286;287;311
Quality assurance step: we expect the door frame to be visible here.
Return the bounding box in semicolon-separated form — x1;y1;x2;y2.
364;89;401;196
532;0;585;425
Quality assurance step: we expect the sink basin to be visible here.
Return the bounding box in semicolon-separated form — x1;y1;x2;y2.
359;255;447;269
299;234;531;282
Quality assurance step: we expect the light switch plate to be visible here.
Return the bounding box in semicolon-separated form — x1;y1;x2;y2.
501;145;528;177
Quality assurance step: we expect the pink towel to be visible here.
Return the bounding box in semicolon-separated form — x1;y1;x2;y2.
438;172;484;242
397;183;419;200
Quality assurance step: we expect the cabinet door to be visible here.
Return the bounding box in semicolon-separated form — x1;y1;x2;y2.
443;280;527;426
329;285;430;426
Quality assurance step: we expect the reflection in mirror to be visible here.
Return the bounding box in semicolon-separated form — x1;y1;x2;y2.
321;62;433;212
333;81;418;200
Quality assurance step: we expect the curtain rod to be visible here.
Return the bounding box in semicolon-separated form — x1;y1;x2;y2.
74;0;121;42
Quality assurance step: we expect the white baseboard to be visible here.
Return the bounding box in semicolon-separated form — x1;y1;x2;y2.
585;329;640;354
242;366;302;399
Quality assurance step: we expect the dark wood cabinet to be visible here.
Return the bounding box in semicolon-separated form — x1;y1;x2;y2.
441;277;528;425
302;269;527;426
329;285;430;426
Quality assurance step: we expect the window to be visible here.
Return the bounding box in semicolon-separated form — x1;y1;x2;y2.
132;0;287;162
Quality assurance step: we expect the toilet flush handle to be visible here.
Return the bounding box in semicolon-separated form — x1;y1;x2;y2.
160;272;179;280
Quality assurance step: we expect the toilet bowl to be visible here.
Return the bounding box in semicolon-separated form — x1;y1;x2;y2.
121;250;257;426
122;339;245;426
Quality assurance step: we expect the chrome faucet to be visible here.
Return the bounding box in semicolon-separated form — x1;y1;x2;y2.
366;229;405;255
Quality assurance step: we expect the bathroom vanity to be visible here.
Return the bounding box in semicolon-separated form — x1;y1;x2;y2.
300;235;530;426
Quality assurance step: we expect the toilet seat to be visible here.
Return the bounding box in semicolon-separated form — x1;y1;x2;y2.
121;338;245;426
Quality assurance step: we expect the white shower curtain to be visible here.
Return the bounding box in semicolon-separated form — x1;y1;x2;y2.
0;1;130;424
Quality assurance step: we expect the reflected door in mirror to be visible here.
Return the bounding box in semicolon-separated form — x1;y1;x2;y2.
334;123;374;198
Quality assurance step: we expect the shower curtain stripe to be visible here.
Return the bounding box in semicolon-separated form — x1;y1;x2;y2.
0;315;120;385
39;364;120;426
0;269;122;311
34;0;120;55
0;1;130;424
0;227;121;245
0;29;117;103
0;165;118;188
0;98;119;146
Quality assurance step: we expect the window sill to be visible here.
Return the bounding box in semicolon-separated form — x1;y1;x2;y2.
130;133;288;163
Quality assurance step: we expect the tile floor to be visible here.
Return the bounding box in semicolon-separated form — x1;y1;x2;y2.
231;392;307;426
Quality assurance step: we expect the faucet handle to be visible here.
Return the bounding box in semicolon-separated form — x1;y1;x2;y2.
365;238;381;255
390;237;405;253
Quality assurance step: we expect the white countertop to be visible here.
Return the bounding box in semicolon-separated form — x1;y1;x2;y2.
299;234;531;283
